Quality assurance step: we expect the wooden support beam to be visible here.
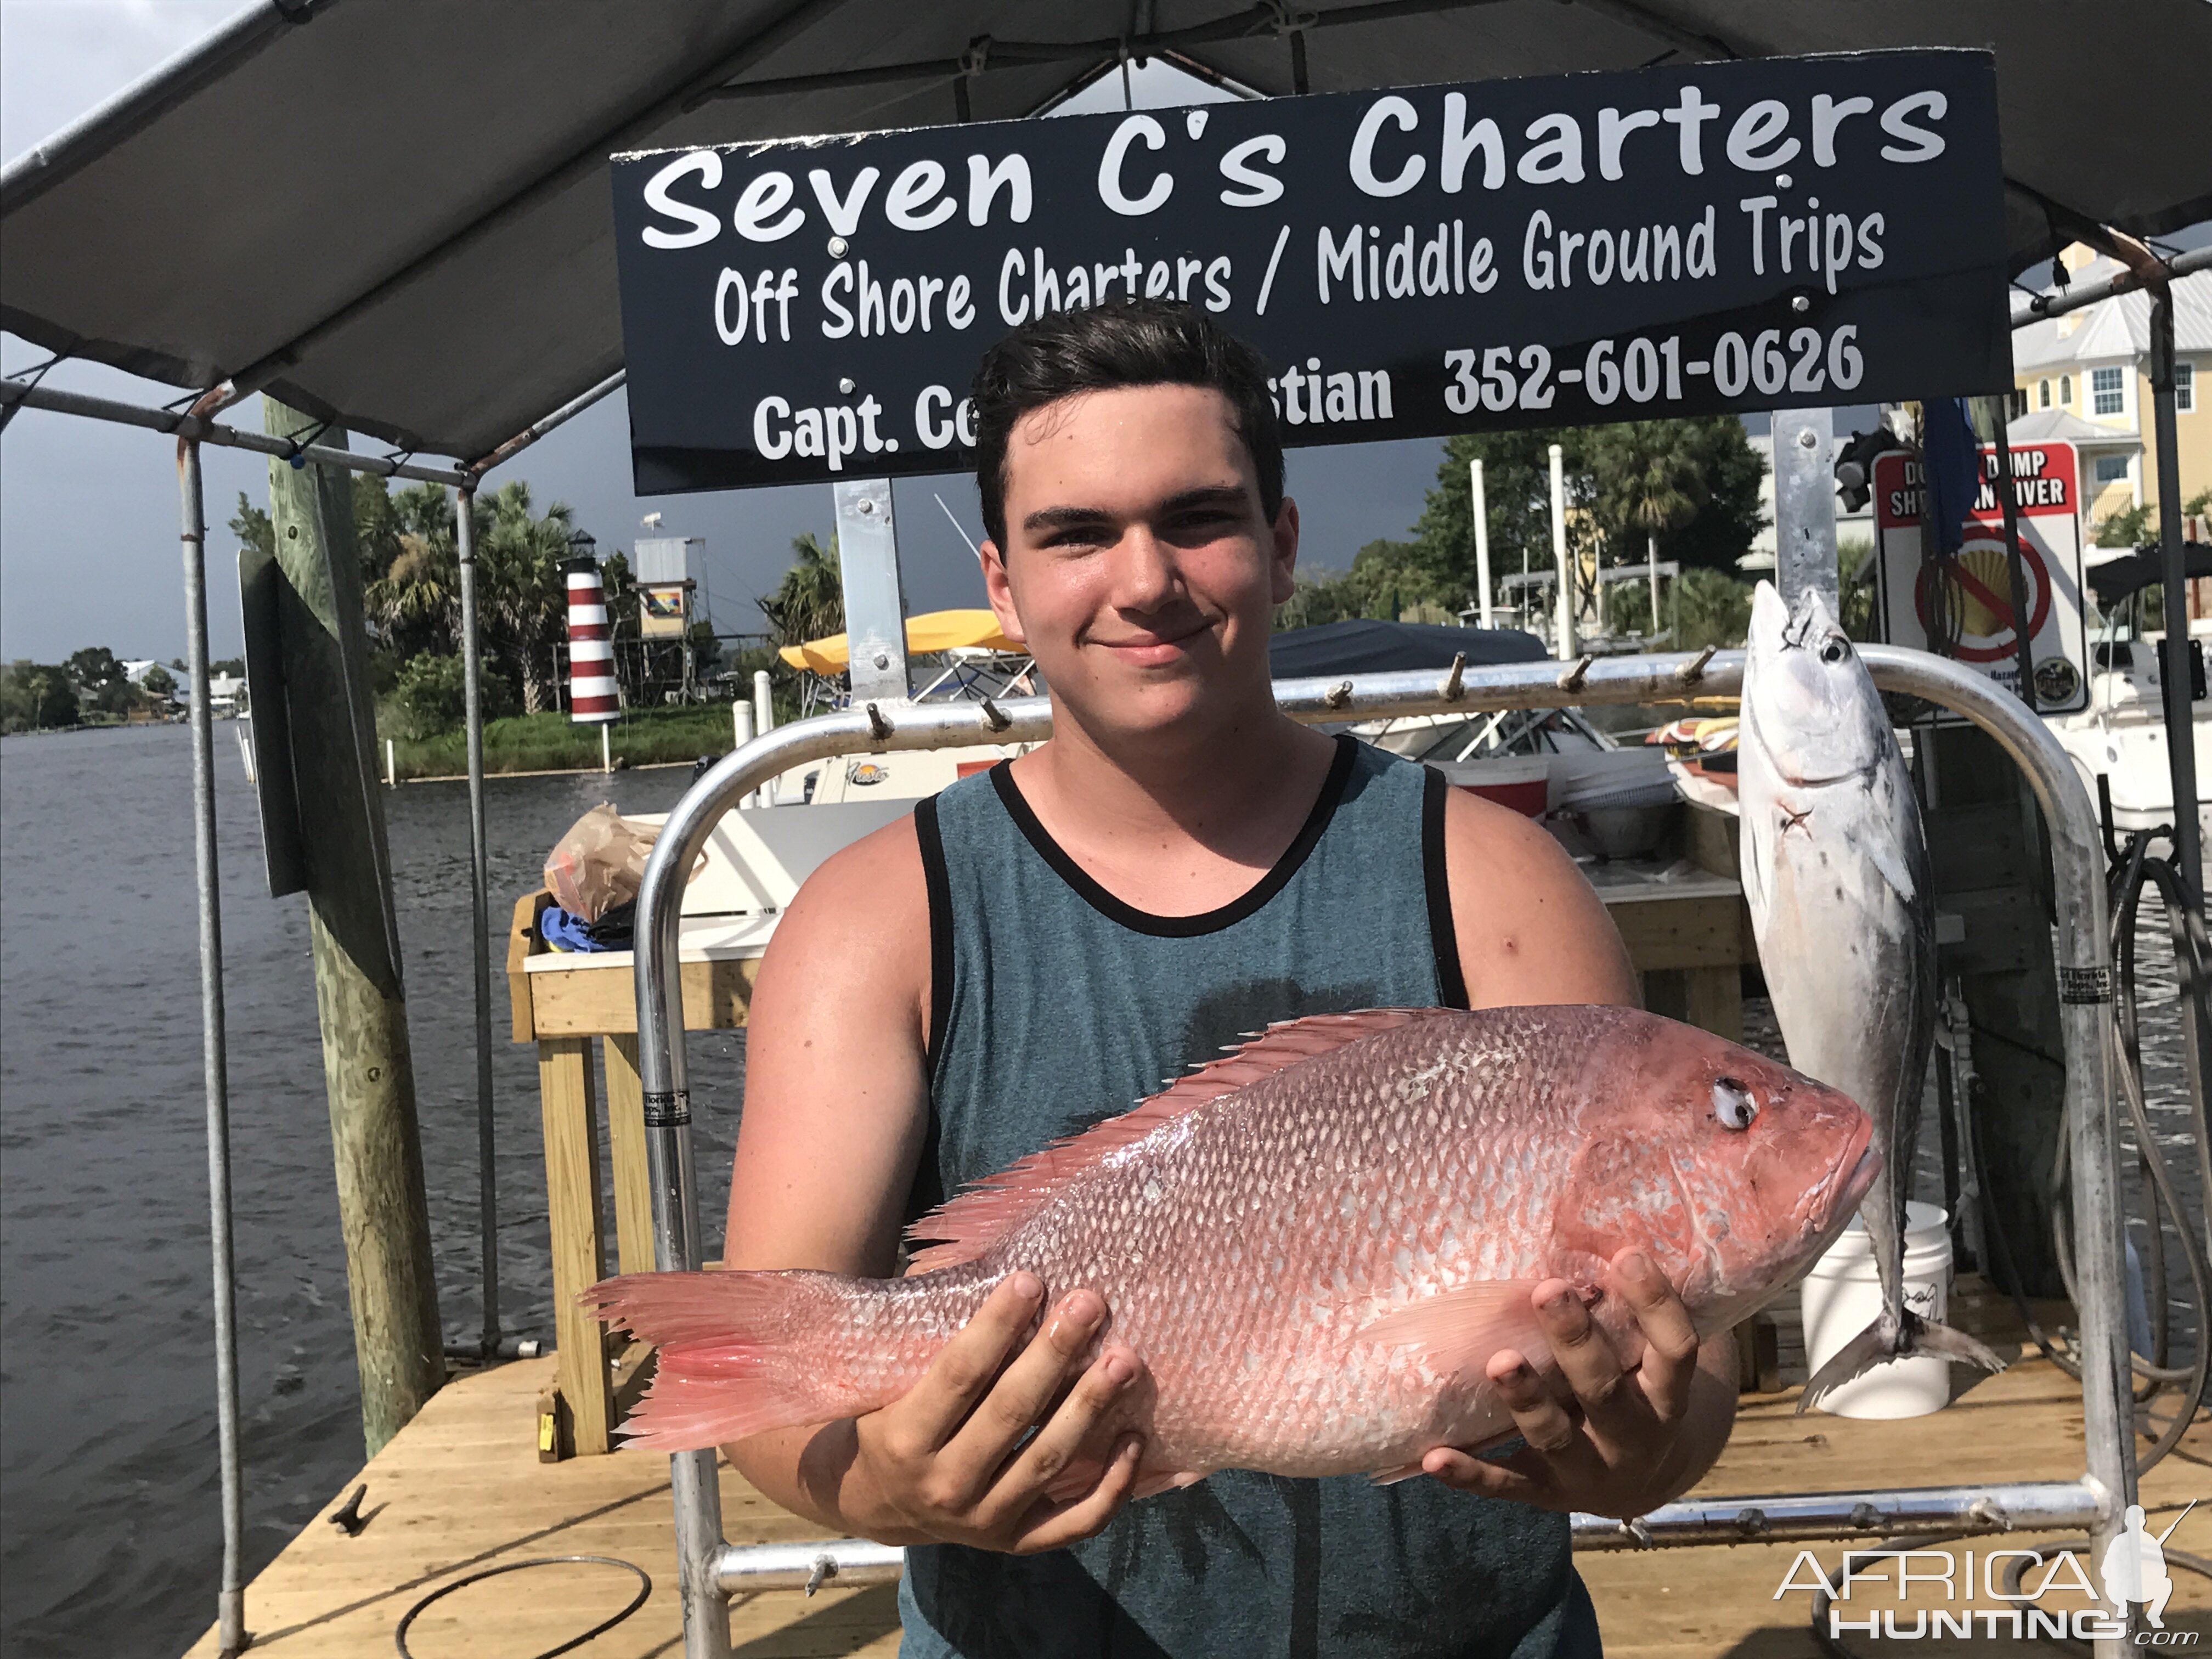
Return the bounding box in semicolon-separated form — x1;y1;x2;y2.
603;1035;657;1278
537;1035;612;1455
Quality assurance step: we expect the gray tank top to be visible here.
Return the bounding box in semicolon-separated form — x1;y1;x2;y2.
901;735;1599;1659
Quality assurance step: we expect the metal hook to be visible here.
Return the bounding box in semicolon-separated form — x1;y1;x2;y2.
1440;652;1466;702
1674;645;1718;687
980;697;1011;732
866;702;894;742
1556;654;1594;694
804;1554;837;1596
1323;680;1353;709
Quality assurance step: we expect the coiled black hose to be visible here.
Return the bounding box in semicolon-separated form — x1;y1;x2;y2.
393;1555;651;1659
1967;815;2211;1476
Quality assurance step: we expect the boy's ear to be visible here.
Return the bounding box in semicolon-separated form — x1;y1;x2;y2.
1268;496;1301;606
981;539;1028;645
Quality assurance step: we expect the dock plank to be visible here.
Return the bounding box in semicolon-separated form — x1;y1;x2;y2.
190;1316;2208;1656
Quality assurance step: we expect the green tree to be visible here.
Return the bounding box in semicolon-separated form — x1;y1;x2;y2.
2095;501;2156;549
363;484;466;662
140;664;176;697
388;651;515;738
1413;417;1767;619
1275;539;1438;628
0;661;78;732
756;531;844;650
1670;567;1757;651
476;481;580;713
229;493;274;562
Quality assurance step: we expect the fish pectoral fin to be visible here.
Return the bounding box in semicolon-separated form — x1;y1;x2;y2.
1353;1282;1555;1380
1367;1460;1427;1487
1129;1469;1206;1500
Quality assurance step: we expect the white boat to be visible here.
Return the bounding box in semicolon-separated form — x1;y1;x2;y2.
2046;622;2212;848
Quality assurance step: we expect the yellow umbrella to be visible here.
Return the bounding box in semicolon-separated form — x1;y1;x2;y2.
778;609;1019;672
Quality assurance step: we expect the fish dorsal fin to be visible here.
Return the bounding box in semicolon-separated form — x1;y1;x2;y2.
905;1008;1451;1274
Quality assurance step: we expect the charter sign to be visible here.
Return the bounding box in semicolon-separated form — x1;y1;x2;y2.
610;49;2007;493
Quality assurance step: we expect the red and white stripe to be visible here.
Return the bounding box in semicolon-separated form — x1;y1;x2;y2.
566;567;619;724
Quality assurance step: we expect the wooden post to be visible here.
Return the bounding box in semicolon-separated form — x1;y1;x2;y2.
604;1036;658;1278
538;1035;613;1453
263;399;444;1453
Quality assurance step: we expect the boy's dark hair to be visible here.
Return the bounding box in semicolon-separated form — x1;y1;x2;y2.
970;300;1284;549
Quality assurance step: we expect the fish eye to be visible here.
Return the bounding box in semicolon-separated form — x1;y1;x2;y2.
1820;636;1850;665
1712;1077;1759;1130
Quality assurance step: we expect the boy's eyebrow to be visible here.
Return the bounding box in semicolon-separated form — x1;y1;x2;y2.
1020;485;1250;535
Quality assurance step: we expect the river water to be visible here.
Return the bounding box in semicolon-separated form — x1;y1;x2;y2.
0;724;747;1658
2;723;2204;1658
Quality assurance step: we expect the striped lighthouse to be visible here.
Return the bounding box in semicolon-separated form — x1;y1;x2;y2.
565;556;619;724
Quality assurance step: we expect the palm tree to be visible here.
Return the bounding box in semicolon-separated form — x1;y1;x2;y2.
476;481;579;713
362;483;464;659
756;531;843;650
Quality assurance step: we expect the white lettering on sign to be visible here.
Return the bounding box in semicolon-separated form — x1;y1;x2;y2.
1098;115;1173;216
966;154;1032;226
733;171;804;241
1217;134;1286;207
642;151;723;249
1350;96;1425;197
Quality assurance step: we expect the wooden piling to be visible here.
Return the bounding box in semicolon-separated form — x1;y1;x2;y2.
263;398;444;1452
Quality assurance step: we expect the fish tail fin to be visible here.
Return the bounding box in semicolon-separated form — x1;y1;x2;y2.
579;1268;890;1451
1796;1309;2008;1414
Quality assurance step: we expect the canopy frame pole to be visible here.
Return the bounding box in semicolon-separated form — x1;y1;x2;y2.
632;645;2124;1654
2147;290;2203;889
455;487;501;1357
178;410;247;1658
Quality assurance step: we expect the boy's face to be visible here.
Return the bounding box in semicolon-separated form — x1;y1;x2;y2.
980;383;1298;741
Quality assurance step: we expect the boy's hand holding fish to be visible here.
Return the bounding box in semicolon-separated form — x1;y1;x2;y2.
840;1276;1148;1554
1420;1247;1719;1521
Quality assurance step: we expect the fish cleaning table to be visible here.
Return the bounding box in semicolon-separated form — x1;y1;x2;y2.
509;799;1757;1453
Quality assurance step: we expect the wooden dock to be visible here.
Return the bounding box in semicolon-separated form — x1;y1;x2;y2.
188;1280;2208;1658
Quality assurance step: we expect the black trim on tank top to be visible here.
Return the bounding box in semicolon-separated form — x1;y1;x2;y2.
1423;766;1471;1009
987;733;1359;939
912;795;955;1084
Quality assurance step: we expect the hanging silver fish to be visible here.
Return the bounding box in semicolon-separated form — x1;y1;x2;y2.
1738;581;2005;1408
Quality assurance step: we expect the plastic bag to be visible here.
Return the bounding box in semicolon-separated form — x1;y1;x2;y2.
544;803;660;923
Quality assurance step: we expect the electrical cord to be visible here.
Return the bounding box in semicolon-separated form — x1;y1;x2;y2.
393;1555;651;1659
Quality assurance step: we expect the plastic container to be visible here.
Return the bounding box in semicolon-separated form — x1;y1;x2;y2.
1798;1200;1955;1419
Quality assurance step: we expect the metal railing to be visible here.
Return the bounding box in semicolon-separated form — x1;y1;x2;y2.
629;644;2128;1659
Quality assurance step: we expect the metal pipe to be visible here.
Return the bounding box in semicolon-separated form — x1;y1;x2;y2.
465;370;627;481
1570;1481;2101;1550
455;488;499;1357
633;645;2121;1647
1773;408;1839;611
708;1478;2101;1589
1984;394;2038;712
177;427;246;1657
0;379;471;485
2147;293;2202;891
2010;244;2212;326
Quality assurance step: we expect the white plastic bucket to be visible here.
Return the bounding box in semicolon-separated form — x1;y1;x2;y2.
1798;1200;1955;1419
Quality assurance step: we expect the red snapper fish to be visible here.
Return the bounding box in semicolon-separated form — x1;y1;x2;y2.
585;1006;1877;1486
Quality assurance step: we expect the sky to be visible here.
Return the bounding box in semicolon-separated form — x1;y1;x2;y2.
2;7;2203;665
0;16;1447;665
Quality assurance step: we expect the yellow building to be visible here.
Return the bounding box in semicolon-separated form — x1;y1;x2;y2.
2010;244;2210;542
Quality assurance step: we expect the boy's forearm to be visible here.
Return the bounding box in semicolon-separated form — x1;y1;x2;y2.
725;1421;933;1547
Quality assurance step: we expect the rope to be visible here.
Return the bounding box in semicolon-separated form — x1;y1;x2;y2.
392;1555;650;1659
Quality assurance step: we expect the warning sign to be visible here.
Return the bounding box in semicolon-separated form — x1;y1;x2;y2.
1872;441;2088;713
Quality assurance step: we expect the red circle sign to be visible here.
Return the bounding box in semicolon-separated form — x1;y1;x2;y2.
1911;533;2053;663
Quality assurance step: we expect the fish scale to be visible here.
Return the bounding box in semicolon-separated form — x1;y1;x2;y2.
586;1004;1877;1480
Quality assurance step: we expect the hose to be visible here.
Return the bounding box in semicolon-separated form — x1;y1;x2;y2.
393;1555;651;1659
1965;817;2212;1476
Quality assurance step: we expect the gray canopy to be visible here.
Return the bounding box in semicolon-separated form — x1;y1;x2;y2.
4;0;2207;463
